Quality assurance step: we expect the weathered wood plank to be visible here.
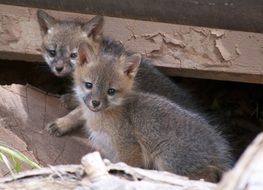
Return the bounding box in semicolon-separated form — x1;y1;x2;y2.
0;4;263;84
0;152;217;190
218;132;263;190
1;131;263;189
1;0;263;33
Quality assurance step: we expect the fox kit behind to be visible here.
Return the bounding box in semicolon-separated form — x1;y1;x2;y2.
37;10;102;77
73;42;232;182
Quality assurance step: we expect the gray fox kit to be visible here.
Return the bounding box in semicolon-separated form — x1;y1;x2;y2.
37;11;205;136
37;10;102;77
73;41;231;182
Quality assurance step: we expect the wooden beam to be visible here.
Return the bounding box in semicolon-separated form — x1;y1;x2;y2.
0;4;263;84
1;0;263;33
218;132;263;190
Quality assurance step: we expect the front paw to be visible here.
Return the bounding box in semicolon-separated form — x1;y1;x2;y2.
46;122;66;137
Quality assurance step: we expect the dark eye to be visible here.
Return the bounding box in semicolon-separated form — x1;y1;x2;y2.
48;49;56;57
70;52;77;59
85;82;93;89
107;88;116;96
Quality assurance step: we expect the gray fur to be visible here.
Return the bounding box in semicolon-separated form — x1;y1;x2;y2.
125;93;231;175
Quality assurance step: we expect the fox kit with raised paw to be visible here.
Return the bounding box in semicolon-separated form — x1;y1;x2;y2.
73;41;232;182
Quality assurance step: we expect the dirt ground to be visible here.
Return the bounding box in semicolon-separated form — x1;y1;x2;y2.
0;59;262;177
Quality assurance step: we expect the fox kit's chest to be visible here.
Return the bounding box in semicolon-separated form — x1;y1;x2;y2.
82;108;121;161
88;129;119;162
82;109;120;132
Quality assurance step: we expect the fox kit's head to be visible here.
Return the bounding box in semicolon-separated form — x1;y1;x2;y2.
74;42;141;112
37;10;104;77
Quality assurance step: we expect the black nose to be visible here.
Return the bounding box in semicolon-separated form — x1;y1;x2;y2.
55;66;64;72
92;100;101;108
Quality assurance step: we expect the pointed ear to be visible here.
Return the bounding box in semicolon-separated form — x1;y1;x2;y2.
78;43;94;66
123;54;141;78
37;10;57;36
82;16;104;39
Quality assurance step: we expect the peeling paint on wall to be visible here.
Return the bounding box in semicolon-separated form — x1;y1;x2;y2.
0;15;21;45
124;25;249;70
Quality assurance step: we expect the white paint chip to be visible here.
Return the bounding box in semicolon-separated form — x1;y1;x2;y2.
215;39;232;61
